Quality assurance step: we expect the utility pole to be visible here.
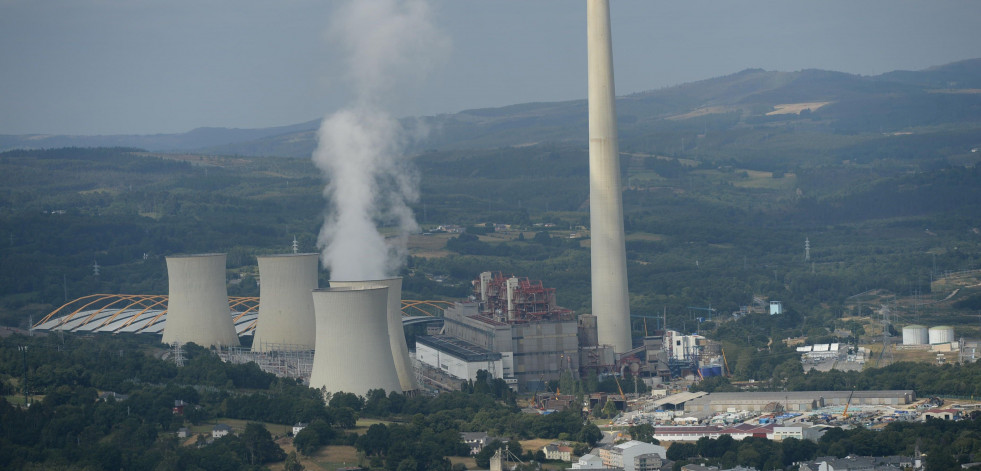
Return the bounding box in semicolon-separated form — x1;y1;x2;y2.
18;346;29;406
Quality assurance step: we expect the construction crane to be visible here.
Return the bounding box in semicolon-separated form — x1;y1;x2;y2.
843;389;855;419
721;348;732;377
613;374;627;402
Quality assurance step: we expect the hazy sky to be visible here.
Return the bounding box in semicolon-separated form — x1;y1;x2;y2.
2;0;979;135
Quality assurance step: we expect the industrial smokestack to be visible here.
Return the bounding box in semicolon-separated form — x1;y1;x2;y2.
330;278;418;392
162;254;240;348
587;0;632;353
252;254;319;352
309;286;402;396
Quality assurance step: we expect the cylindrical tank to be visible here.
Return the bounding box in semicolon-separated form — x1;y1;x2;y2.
929;326;955;345
329;278;418;392
252;254;319;352
480;272;492;302
309;286;401;396
162;254;240;348
902;325;929;345
506;277;519;321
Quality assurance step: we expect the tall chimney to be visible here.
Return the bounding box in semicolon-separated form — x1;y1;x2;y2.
588;0;631;353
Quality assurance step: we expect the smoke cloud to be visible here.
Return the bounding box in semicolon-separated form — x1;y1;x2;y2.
313;0;448;281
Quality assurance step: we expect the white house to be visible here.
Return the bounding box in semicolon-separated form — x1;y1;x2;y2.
212;423;232;438
572;454;607;470
543;444;573;461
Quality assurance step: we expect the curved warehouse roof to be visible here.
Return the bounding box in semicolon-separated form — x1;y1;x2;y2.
33;294;450;337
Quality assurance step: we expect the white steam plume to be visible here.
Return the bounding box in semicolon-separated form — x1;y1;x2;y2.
313;0;448;281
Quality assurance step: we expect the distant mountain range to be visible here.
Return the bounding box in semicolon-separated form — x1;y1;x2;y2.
2;58;979;158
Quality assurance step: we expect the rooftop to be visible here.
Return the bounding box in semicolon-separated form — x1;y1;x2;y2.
417;335;502;362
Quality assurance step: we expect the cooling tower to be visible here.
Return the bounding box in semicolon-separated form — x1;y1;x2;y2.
162;254;240;348
309;286;402;396
902;325;928;346
330;278;418;392
251;253;319;352
587;0;632;353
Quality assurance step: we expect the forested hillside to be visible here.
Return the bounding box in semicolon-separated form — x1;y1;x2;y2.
1;60;979;381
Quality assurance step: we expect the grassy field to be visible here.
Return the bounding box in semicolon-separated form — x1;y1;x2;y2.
186;418;292;438
407;233;454;258
266;444;363;471
730;170;798;190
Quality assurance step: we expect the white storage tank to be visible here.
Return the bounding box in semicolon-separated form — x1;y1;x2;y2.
929;326;955;345
902;325;929;345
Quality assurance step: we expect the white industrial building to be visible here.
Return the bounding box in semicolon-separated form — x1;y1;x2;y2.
796;343;843;362
599;441;668;471
683;390;915;417
330;278;419;393
251;254;319;352
308;286;401;396
772;424;824;442
572;454;605;470
416;335;503;383
161;254;240;348
665;331;707;361
769;301;783;315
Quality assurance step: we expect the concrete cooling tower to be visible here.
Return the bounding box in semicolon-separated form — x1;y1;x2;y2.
309;286;402;396
587;0;632;353
251;253;320;352
330;278;418;392
162;254;240;348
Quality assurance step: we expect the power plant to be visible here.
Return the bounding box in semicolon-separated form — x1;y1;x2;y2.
161;254;240;348
251;253;319;352
308;286;402;396
329;278;419;393
587;0;632;354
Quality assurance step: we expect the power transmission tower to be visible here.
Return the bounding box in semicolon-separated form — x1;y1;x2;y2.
878;304;894;367
172;343;185;367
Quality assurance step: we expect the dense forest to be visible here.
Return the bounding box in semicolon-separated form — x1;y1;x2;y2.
0;333;602;470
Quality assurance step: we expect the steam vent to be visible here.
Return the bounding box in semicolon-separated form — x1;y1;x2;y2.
162;253;240;348
309;286;402;396
251;253;319;352
330;278;419;392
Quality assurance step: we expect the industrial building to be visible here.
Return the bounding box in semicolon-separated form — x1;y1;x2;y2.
161;254;240;348
251;253;319;352
33;294;257;336
416;335;502;384
330;278;419;393
309;286;401;396
681;390;915;417
426;272;579;391
598;441;668;471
